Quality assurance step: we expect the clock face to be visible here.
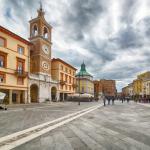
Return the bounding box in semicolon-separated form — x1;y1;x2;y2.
42;44;49;55
42;61;49;71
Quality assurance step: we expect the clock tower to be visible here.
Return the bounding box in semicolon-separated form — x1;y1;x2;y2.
29;4;52;75
28;4;58;103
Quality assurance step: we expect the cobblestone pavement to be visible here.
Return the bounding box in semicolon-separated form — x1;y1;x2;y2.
0;101;100;138
13;101;150;150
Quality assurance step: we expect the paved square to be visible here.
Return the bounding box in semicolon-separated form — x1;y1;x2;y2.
5;101;150;150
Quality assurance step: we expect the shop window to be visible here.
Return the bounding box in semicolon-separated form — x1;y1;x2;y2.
17;45;24;55
17;77;24;85
0;37;6;47
0;73;5;83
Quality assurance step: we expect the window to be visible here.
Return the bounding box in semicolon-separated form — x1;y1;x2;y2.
60;85;63;90
60;73;63;81
43;27;48;39
0;55;4;67
65;85;67;90
65;67;68;73
18;61;23;73
69;86;71;91
0;37;6;47
17;45;24;55
32;25;38;37
69;76;71;84
0;73;5;83
65;75;68;82
69;70;71;74
73;71;75;76
17;58;25;74
60;65;63;71
17;77;24;85
0;53;7;68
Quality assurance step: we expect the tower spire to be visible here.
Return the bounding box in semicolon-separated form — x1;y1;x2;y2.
40;0;42;11
37;0;45;17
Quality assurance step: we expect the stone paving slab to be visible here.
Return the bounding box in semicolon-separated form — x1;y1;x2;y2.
13;101;150;150
0;101;100;138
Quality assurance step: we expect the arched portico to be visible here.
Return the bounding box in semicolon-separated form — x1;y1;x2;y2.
30;84;39;103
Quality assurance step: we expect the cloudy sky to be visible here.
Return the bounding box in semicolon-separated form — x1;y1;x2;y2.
0;0;150;91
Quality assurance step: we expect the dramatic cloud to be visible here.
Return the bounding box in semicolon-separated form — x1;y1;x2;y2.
0;0;150;91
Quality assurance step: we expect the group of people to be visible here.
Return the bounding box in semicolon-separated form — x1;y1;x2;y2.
102;96;131;106
103;96;115;106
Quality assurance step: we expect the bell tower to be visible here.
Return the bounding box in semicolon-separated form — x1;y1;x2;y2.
29;3;52;75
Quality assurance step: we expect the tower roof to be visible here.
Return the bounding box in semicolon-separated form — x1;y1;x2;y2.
76;62;93;77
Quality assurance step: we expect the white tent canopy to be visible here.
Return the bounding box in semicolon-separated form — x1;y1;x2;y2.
68;93;94;98
0;92;6;101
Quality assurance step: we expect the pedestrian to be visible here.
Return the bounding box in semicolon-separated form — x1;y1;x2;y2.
112;97;115;105
103;96;106;106
108;97;110;105
121;97;123;103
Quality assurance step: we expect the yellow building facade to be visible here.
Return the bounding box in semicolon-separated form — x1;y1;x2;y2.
76;62;94;96
133;79;143;96
51;58;77;101
0;26;30;104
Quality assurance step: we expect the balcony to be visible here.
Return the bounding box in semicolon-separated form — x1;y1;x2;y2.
72;83;78;88
15;70;28;78
60;80;66;85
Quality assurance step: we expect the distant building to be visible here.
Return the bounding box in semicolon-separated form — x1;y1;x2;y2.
122;71;150;98
51;58;77;101
76;62;94;96
94;79;116;99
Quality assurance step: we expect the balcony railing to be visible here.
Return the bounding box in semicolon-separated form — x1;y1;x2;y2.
72;83;78;88
15;70;28;78
60;80;66;85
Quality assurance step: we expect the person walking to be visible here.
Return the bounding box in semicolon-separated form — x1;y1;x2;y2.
112;96;115;105
103;95;106;106
108;96;110;105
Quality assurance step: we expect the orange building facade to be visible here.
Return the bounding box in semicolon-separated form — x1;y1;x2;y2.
51;58;77;101
0;26;31;104
94;79;117;99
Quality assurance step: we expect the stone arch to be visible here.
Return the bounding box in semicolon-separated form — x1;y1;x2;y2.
51;86;57;101
30;84;39;103
43;26;48;39
32;24;38;37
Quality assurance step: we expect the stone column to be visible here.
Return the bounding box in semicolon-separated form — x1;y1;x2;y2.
9;89;12;104
23;91;28;104
56;91;60;102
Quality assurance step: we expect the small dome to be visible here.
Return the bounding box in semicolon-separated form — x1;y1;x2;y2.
76;62;93;77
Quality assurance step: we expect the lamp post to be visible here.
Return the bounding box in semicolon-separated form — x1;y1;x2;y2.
78;74;81;105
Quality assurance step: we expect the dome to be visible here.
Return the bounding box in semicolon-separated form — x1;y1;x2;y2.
76;62;93;77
